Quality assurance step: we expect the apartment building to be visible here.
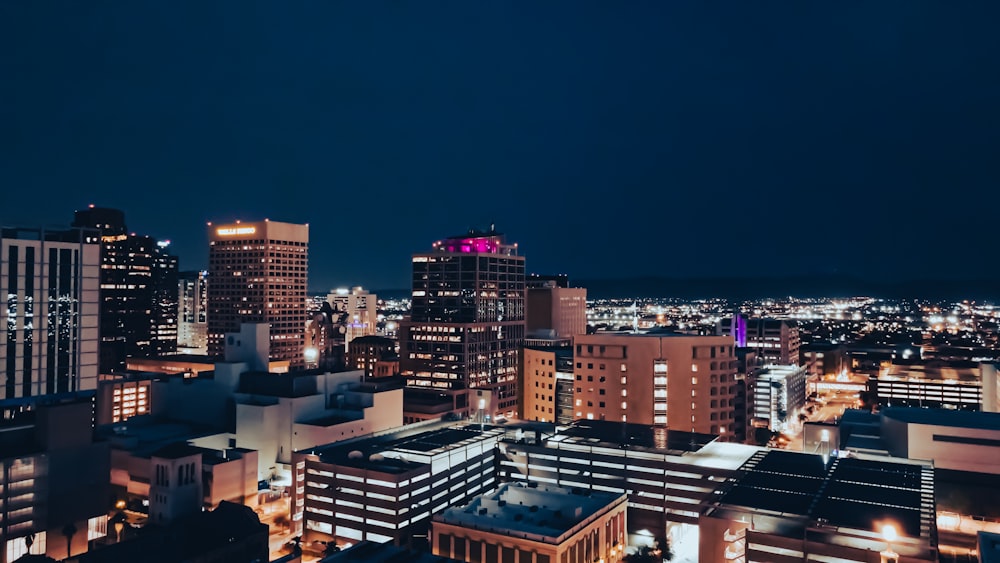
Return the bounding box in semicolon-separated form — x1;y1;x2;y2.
572;333;739;438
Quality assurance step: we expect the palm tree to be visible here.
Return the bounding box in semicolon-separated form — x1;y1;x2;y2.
62;523;78;559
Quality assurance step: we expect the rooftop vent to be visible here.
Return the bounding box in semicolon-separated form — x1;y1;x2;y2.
529;506;539;513
348;450;364;460
369;453;384;462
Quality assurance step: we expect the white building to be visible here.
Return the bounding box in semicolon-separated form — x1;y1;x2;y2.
879;408;1000;475
327;287;378;346
751;364;808;432
0;227;101;406
149;323;403;485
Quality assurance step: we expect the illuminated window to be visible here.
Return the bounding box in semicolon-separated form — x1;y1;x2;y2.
88;516;107;540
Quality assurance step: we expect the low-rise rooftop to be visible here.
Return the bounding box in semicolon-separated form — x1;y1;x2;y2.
303;422;504;473
709;449;935;540
434;483;626;543
882;407;1000;431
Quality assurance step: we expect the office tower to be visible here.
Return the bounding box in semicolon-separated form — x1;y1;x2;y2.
572;333;738;438
177;270;208;354
1;226;100;407
526;282;586;339
326;286;378;346
206;220;308;367
72;206;178;373
720;317;800;366
399;227;525;419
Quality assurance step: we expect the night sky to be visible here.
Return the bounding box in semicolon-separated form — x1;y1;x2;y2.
2;2;998;291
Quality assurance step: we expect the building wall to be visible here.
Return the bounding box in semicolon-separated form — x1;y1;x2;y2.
980;362;998;413
204;450;259;508
572;334;738;438
207;220;308;367
150;452;203;524
497;438;755;532
1;401;110;563
178;270;209;354
751;365;808;432
96;376;153;425
888;416;1000;474
292;429;505;547
523;348;558;422
0;229;101;404
327;288;379;346
235;380;403;481
153;364;244;430
873;378;982;410
526;287;587;339
431;495;627;563
742;319;800;366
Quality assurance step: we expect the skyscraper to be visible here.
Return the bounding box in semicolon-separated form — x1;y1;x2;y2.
177;270;208;354
72;207;178;373
206;220;308;367
399;227;525;419
0;226;101;407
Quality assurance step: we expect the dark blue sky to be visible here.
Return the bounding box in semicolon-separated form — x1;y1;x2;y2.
2;2;998;290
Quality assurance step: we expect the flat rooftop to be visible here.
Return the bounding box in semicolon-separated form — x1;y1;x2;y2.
435;483;625;542
713;450;934;539
882;407;1000;431
304;422;504;473
544;420;718;454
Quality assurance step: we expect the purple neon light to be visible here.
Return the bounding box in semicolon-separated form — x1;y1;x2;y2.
442;237;499;254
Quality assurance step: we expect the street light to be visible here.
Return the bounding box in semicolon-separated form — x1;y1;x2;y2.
880;524;899;563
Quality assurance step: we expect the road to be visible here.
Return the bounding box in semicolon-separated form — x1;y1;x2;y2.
781;397;856;452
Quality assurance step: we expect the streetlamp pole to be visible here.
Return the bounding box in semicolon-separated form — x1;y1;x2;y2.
879;524;899;563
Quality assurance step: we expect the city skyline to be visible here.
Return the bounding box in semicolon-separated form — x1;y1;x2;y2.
3;3;1000;290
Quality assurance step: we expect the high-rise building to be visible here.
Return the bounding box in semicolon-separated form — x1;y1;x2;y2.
206;220;308;367
326;286;378;346
1;226;101;407
720;317;800;366
399;227;525;419
72;207;178;373
572;332;739;438
177;270;208;354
